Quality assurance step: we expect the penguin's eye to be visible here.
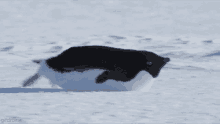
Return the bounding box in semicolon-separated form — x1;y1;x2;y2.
147;62;152;65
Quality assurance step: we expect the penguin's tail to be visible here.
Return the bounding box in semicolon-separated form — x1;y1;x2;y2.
32;59;43;64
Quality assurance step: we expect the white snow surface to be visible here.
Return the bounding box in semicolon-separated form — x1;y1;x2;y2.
0;0;220;123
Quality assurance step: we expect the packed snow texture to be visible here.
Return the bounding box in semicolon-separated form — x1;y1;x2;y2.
0;0;220;123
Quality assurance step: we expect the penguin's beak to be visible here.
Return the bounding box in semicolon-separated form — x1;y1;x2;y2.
163;58;170;63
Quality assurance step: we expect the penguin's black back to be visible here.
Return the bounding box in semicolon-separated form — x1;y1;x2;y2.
46;45;147;73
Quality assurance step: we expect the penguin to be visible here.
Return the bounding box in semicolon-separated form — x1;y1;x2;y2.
22;45;170;91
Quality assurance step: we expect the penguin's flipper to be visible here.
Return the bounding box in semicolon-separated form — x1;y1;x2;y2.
95;71;110;84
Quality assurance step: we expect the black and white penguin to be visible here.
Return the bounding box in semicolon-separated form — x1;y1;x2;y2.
22;45;170;91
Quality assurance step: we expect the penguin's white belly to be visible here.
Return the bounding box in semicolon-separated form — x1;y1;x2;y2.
38;60;154;92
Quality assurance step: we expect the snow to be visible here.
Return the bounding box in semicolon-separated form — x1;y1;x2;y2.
0;0;220;123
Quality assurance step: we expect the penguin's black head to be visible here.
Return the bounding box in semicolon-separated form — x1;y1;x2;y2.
143;51;170;78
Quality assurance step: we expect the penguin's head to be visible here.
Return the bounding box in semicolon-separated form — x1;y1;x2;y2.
143;51;170;78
